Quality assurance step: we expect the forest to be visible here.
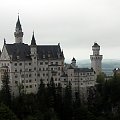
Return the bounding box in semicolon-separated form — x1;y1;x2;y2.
1;72;120;120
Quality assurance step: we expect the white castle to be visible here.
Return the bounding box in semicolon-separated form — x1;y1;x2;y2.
0;16;103;97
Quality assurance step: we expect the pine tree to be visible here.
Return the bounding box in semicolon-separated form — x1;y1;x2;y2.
37;79;47;111
0;103;19;120
0;71;11;107
62;82;73;120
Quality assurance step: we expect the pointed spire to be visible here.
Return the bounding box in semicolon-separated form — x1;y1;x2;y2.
4;38;6;45
16;14;22;30
31;31;36;45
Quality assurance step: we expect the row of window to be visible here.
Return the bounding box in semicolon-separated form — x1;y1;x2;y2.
14;61;61;66
14;66;61;72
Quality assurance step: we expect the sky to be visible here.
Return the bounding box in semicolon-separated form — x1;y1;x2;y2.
0;0;120;62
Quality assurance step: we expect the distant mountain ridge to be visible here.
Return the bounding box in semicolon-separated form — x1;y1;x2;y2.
75;59;120;76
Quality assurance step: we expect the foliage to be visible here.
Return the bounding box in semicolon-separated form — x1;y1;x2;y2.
1;73;120;120
0;71;11;107
0;103;18;120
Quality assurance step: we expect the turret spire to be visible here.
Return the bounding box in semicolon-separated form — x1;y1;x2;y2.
14;15;23;43
31;32;36;45
16;15;22;30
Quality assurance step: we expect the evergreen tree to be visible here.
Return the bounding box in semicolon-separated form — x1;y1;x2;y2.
37;79;47;111
0;103;18;120
0;71;11;107
62;82;73;120
47;77;56;110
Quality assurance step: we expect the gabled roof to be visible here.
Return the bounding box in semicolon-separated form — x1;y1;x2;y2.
5;43;31;61
4;43;64;61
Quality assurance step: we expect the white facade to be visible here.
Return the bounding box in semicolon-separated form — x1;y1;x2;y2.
90;43;103;76
0;16;97;97
61;58;96;99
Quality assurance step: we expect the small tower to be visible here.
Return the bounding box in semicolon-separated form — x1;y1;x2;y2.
71;57;76;68
14;15;23;43
30;32;37;55
90;43;103;75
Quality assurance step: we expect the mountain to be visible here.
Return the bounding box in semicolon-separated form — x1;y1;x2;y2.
76;59;120;76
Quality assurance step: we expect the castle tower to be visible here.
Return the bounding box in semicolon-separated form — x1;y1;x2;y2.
90;43;103;75
14;15;23;43
71;57;76;68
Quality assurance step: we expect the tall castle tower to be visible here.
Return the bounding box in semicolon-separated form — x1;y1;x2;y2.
14;15;23;43
90;43;103;75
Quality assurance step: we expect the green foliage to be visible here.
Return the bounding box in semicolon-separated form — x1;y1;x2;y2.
0;103;18;120
0;71;11;107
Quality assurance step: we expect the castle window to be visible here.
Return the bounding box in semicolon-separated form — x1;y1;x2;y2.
26;86;28;88
26;80;28;83
20;69;22;72
15;81;18;84
38;73;40;76
29;63;31;65
58;67;60;70
56;62;58;65
19;63;22;66
34;57;36;59
15;69;17;72
45;62;48;65
43;68;44;71
29;80;32;83
30;85;32;88
34;67;36;70
43;73;45;76
51;62;53;65
40;62;43;65
51;68;53;70
15;75;18;78
29;69;31;71
14;63;17;66
29;74;31;77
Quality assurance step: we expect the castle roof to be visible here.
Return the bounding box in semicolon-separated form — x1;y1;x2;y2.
92;42;100;47
5;43;64;61
31;32;36;45
74;68;94;72
16;15;22;30
72;57;76;61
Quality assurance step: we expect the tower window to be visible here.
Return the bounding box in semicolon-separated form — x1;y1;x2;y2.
14;63;17;66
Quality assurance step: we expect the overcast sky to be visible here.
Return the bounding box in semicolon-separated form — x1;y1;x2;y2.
0;0;120;61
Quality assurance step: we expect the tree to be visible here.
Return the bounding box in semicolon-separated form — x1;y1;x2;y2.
0;103;18;120
37;79;47;111
0;71;11;107
62;82;73;120
46;77;56;110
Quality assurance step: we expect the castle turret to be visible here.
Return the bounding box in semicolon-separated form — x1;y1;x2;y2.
90;43;103;75
71;57;76;68
30;32;38;93
14;15;23;43
30;32;37;55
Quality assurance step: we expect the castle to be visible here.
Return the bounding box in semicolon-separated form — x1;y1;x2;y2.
0;16;103;97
